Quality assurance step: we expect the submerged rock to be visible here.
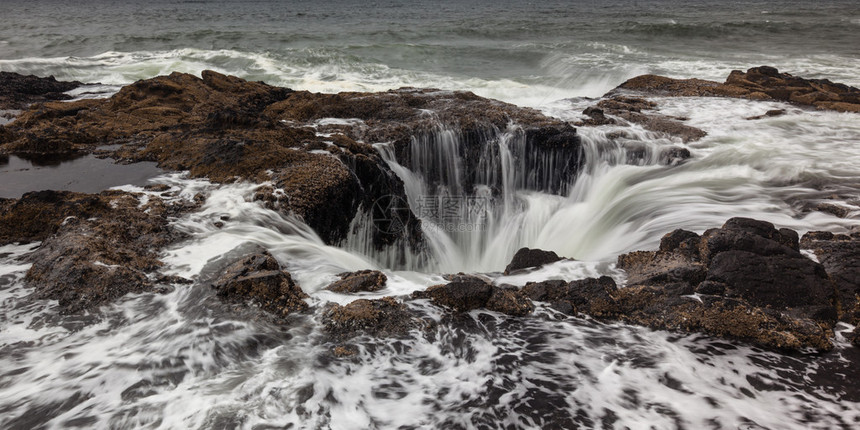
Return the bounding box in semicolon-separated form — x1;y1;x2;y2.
326;270;388;293
614;66;860;113
211;251;309;317
503;247;564;275
0;72;81;110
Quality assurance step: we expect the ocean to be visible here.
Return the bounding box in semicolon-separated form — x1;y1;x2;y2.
1;0;859;429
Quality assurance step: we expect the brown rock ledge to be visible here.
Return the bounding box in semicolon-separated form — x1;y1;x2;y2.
18;190;195;313
211;251;309;317
0;71;582;248
524;218;840;352
614;66;860;113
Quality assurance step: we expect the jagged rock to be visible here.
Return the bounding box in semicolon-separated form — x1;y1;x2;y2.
211;252;308;317
522;276;617;316
326;270;388;293
0;72;81;110
614;66;860;113
610;286;834;352
414;275;534;316
800;231;860;324
23;191;186;313
659;146;691;165
486;288;535;316
705;250;834;320
609;218;841;351
615;111;706;143
620;142;691;166
698;217;800;264
808;202;854;218
323;296;419;340
504;247;564;275
616;229;705;289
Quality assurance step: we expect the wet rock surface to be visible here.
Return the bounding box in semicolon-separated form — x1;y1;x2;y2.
614;66;860;113
413;275;534;316
326;270;388;293
610;218;839;352
322;296;422;340
22;190;193;313
522;276;618;317
508;218;844;352
0;71;582;248
800;231;860;324
578;96;707;143
0;72;82;110
0;190;116;245
210;251;309;317
503;247;564;275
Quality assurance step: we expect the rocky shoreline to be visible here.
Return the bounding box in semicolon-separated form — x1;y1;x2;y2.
0;67;858;354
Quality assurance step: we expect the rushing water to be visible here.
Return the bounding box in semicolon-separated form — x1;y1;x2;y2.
1;0;860;429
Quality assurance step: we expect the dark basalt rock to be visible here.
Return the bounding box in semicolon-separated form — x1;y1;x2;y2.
609;217;840;352
800;231;860;324
614;66;860;113
610;286;834;352
620;141;692;166
705;250;833;320
326;270;388;293
211;251;308;317
849;327;860;347
323;296;420;340
23;191;188;313
522;276;617;316
504;247;564;275
0;72;82;110
414;275;534;316
418;275;494;312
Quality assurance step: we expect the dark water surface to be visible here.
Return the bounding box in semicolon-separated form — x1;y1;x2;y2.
0;154;162;198
1;0;857;104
